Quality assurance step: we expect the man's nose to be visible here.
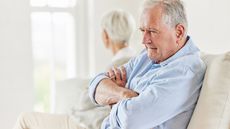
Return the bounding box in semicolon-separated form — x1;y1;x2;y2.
142;31;151;44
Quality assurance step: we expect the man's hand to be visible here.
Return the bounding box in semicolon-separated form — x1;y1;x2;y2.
106;66;127;87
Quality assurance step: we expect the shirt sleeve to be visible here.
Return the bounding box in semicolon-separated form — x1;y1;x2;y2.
88;73;109;104
107;66;204;129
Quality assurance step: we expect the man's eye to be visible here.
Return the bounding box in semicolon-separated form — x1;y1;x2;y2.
150;30;158;35
150;30;157;33
139;28;145;33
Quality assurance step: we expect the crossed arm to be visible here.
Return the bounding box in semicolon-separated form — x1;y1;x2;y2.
95;66;139;106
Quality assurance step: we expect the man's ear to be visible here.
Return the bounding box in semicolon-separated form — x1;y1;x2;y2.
175;24;185;43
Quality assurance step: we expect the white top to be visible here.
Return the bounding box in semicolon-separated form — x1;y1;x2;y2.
111;47;136;63
106;47;135;69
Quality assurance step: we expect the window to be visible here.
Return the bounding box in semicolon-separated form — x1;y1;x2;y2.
31;0;76;7
31;0;77;112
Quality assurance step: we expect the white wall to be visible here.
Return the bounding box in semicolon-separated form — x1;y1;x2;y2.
185;0;230;54
76;0;92;78
0;0;34;128
91;0;230;74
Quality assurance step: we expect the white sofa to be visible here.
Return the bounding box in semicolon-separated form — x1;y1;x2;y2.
55;52;230;129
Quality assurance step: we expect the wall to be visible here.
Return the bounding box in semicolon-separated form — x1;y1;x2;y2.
0;0;34;128
76;0;92;78
91;0;230;74
185;0;230;54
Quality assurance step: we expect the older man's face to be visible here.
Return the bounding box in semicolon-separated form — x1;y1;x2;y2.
139;6;178;63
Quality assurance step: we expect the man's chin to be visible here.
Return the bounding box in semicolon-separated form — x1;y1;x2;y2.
147;54;158;61
147;51;162;62
147;50;157;56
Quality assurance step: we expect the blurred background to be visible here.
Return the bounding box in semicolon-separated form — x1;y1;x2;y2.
0;0;230;128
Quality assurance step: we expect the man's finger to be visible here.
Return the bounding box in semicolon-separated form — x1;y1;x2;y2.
120;66;127;81
106;72;109;77
108;68;115;79
113;67;121;82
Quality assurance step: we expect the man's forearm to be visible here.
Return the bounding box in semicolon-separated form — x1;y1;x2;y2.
95;78;138;105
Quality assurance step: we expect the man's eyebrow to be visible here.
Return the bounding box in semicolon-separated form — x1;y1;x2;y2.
139;27;145;31
139;27;159;31
147;27;159;32
138;27;160;34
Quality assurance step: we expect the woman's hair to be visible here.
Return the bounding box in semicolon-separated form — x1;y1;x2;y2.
141;0;188;33
101;9;135;44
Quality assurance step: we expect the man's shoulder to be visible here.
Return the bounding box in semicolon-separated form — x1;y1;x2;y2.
135;49;148;60
130;49;150;66
171;53;206;73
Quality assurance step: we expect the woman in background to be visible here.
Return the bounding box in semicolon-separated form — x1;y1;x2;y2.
100;9;136;69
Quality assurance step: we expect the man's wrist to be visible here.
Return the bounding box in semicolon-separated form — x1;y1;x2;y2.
121;89;139;99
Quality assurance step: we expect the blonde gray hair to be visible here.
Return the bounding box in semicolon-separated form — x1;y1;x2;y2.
142;0;188;33
101;9;135;44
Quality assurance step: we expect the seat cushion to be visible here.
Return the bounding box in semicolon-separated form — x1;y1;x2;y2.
187;52;230;129
55;78;110;129
55;78;90;113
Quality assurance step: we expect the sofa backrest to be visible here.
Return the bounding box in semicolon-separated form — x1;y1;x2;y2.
187;52;230;129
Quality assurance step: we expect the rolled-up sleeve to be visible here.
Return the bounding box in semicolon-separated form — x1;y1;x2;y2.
88;73;109;104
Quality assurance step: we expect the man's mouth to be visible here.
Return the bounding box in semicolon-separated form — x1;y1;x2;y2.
147;47;157;50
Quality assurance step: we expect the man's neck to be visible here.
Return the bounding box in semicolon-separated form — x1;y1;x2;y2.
178;36;188;51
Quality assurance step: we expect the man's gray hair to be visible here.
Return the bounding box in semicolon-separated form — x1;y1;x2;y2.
142;0;188;32
101;9;135;44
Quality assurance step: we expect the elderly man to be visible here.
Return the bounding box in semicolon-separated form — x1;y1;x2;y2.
89;0;206;129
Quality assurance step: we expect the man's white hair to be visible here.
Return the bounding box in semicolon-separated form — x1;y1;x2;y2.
101;9;135;44
141;0;188;34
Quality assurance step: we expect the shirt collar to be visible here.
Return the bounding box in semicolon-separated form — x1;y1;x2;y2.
155;36;200;66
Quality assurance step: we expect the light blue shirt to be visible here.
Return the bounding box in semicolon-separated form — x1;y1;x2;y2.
89;36;206;129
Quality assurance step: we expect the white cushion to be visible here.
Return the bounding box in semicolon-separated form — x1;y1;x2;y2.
55;78;89;114
55;78;110;129
69;85;110;129
187;52;230;129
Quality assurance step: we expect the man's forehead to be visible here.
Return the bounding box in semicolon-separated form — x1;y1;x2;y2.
139;6;164;26
139;15;162;28
141;4;163;15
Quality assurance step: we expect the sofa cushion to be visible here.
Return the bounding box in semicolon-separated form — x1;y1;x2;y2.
55;78;89;114
69;86;110;129
55;78;110;129
187;52;230;129
70;93;110;129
